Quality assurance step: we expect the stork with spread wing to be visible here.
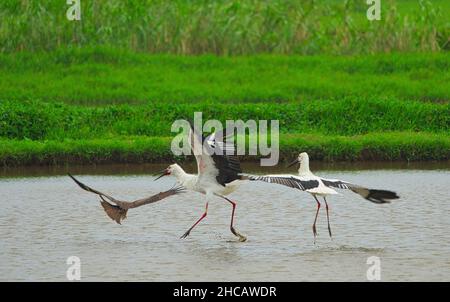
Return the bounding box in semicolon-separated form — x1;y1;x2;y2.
69;173;185;224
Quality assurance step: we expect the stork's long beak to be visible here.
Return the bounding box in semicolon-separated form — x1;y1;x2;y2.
154;169;169;181
287;158;299;168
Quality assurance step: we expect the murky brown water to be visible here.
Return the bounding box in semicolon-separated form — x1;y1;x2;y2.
0;163;449;281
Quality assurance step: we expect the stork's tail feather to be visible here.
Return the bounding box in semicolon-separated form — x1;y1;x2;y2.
365;189;399;204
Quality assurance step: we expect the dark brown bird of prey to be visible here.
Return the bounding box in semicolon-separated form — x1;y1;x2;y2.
68;173;185;224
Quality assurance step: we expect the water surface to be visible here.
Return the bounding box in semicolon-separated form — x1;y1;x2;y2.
0;163;449;281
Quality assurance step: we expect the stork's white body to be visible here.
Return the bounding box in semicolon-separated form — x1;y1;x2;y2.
168;164;241;197
293;152;338;196
156;123;246;241
261;174;339;197
249;153;338;197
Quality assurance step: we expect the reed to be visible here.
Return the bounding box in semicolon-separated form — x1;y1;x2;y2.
0;0;448;55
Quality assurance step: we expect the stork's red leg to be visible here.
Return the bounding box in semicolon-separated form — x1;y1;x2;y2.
323;197;332;238
180;202;208;239
220;196;247;242
312;195;321;242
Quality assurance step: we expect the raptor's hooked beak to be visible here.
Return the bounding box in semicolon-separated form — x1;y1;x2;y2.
154;168;170;181
287;158;299;168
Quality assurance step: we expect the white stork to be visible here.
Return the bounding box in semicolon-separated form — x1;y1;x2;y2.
155;123;246;242
246;152;399;241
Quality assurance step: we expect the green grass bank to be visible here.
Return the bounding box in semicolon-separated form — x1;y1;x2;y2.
1;132;448;166
0;50;448;165
0;99;448;140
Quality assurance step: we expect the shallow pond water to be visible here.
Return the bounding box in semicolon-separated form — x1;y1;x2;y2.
0;162;449;281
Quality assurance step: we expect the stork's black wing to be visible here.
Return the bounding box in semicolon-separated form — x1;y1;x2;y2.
188;122;242;186
246;175;319;191
320;178;399;204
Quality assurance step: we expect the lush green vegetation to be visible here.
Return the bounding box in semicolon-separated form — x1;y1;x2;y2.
1;132;448;166
1;49;449;104
0;50;449;164
1;0;448;55
0;1;448;165
0;98;448;140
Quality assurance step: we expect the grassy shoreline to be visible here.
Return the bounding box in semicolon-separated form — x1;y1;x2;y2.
1;132;448;166
1;99;448;140
0;49;448;166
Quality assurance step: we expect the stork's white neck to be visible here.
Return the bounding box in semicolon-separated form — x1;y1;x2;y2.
171;164;187;178
298;155;312;176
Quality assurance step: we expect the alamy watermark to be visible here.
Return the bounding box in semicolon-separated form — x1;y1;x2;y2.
366;256;381;281
367;0;381;21
66;0;81;21
66;256;81;281
171;112;279;166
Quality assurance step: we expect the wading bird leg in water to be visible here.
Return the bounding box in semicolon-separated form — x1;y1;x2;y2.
220;195;247;242
312;195;321;243
246;152;399;244
180;202;208;239
323;197;332;239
